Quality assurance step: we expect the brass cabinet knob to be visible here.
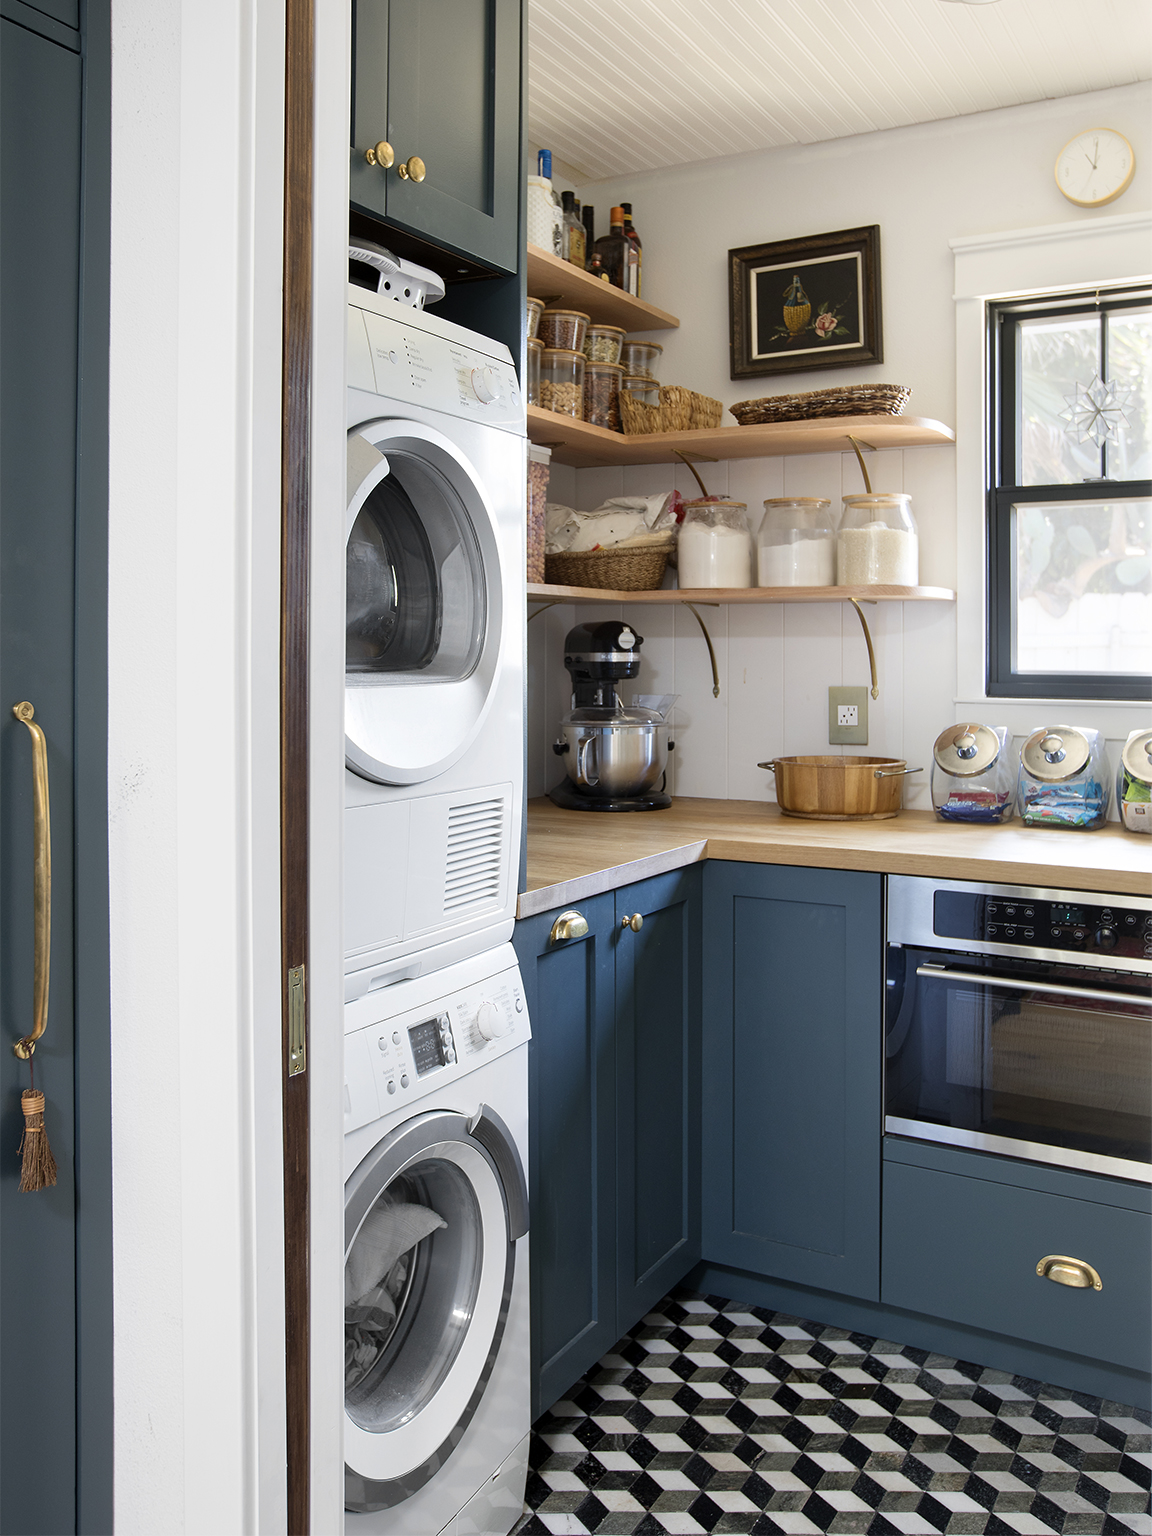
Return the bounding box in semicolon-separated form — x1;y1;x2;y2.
1036;1254;1102;1291
397;155;426;183
365;140;394;169
549;910;588;945
621;913;643;933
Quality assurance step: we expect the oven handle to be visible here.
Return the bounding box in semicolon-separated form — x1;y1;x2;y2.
915;965;1151;1010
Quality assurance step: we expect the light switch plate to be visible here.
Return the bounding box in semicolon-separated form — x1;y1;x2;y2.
829;686;869;745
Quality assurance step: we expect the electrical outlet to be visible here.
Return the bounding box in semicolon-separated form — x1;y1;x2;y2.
829;686;868;745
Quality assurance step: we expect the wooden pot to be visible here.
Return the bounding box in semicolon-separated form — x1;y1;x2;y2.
758;754;922;820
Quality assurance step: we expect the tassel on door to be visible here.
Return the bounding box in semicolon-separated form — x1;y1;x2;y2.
18;1088;57;1192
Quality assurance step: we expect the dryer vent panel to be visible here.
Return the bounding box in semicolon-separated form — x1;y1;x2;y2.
403;782;513;941
444;797;505;914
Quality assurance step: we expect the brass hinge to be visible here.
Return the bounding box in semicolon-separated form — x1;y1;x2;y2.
287;964;307;1077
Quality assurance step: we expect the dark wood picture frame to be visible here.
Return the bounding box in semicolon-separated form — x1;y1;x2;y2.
729;225;882;381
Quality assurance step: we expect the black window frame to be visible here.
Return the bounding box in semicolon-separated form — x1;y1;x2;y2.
987;285;1151;701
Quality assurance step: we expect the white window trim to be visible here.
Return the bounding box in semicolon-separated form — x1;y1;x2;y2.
950;209;1152;729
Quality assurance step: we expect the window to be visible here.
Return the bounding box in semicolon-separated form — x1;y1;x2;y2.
988;287;1151;700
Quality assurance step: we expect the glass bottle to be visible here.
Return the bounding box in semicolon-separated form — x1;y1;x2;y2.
585;252;610;284
620;203;642;297
561;191;586;270
536;150;563;258
592;207;639;294
582;204;595;259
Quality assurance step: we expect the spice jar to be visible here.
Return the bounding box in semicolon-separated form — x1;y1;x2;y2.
539;307;590;353
583;361;623;431
837;494;918;586
540;348;585;417
583;324;626;365
526;296;544;340
678;502;754;589
620;340;663;380
621;374;659;408
757;498;836;587
526;337;543;407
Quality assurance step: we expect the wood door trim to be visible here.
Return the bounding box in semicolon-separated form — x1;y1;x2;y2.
281;0;314;1529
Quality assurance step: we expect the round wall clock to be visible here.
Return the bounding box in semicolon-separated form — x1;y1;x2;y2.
1055;128;1135;208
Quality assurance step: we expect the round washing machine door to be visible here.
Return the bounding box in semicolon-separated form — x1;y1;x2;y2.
346;419;505;785
343;1106;528;1515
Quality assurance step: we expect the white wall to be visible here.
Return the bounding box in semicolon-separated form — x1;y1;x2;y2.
528;83;1152;810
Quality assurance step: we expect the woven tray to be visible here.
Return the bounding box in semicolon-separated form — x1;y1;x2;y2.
544;535;676;592
660;385;723;432
730;383;912;425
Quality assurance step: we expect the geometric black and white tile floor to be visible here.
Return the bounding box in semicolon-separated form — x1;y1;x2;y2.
511;1288;1150;1536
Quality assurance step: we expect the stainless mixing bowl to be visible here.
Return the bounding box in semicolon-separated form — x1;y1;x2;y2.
554;718;671;799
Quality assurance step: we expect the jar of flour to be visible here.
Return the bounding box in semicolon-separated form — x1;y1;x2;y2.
678;501;754;588
837;494;919;586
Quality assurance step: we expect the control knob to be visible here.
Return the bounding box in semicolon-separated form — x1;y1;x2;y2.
470;366;501;405
475;999;512;1041
1094;927;1117;951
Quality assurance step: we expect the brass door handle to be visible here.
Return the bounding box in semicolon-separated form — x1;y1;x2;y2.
397;155;426;183
365;140;394;169
621;913;643;932
12;703;51;1060
1036;1254;1102;1291
549;910;588;945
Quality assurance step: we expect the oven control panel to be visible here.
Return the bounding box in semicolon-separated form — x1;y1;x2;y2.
934;890;1152;962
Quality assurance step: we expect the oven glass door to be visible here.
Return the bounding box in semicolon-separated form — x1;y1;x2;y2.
885;946;1151;1176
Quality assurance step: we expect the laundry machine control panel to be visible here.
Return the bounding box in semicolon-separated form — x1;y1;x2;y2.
344;954;530;1136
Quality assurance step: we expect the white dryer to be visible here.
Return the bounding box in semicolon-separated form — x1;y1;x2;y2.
345;286;525;998
344;944;531;1536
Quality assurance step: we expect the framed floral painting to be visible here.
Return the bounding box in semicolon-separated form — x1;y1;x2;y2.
728;225;883;380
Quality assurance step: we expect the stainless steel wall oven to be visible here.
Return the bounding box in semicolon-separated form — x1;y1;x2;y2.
886;876;1151;1182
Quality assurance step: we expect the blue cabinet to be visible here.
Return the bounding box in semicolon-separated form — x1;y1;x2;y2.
515;868;701;1415
701;862;884;1301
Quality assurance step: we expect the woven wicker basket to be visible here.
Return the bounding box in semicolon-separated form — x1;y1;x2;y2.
730;383;911;425
660;385;723;431
544;535;675;592
619;390;662;436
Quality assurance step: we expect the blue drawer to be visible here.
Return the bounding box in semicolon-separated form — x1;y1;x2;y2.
882;1153;1150;1371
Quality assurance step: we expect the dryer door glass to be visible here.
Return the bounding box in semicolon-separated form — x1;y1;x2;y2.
346;454;485;683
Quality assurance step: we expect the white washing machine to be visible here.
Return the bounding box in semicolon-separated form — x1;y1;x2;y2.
344;944;531;1536
345;285;525;999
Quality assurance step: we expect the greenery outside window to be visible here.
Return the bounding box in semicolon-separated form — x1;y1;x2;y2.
988;287;1151;700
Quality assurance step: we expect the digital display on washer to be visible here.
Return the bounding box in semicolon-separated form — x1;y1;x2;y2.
408;1015;449;1076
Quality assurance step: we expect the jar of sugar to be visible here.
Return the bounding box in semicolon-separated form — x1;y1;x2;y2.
678;501;754;589
837;494;918;587
757;498;836;587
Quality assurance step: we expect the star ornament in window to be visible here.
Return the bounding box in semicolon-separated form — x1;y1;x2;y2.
1059;373;1133;448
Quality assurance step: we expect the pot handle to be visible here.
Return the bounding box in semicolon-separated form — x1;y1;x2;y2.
756;761;777;773
874;765;923;779
577;734;599;787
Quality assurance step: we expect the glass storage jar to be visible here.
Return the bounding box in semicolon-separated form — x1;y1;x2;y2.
931;723;1015;823
757;498;836;586
583;361;624;431
526;337;543;407
1018;725;1110;829
539;307;590;353
583;324;626;365
526;296;544;340
837;493;918;586
678;501;754;588
620;339;663;379
620;374;659;408
540;348;585;417
1118;728;1152;834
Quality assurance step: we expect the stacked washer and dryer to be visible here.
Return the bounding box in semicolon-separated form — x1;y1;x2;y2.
342;249;532;1535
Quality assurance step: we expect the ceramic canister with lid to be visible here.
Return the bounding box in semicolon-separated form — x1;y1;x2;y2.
757;498;836;586
931;722;1015;823
1117;727;1152;833
837;493;918;586
1018;725;1110;829
678;501;754;588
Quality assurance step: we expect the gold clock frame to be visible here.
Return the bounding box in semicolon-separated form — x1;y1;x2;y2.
1055;127;1136;209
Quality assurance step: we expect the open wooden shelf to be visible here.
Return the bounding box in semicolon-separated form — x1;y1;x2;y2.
527;583;955;606
527;405;956;468
527;243;679;332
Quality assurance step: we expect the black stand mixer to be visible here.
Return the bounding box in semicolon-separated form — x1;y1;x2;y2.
548;620;674;812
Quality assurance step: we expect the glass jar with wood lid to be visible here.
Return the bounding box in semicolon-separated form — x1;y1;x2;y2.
540;348;585;417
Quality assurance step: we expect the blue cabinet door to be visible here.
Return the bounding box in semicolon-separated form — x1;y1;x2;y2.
515;892;617;1416
615;869;702;1327
702;862;884;1300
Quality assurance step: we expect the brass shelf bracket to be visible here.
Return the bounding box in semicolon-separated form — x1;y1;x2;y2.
847;599;879;700
673;447;719;499
685;602;721;698
846;434;876;494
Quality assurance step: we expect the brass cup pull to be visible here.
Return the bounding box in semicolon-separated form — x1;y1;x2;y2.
1036;1254;1102;1291
365;140;394;169
549;910;588;945
621;913;643;933
12;703;51;1061
397;155;426;183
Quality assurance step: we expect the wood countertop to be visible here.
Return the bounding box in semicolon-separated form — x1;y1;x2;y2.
518;796;1150;917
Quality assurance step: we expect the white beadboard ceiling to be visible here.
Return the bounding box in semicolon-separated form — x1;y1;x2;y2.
528;0;1152;180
